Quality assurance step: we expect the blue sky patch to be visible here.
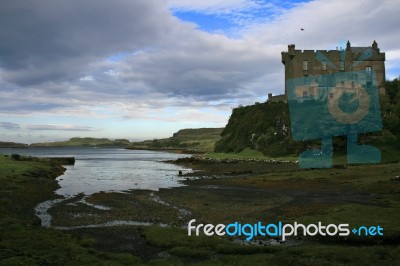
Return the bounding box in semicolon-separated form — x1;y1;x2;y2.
174;11;234;33
172;0;311;35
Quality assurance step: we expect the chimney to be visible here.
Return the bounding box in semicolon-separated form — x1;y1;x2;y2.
346;40;351;51
288;44;296;58
372;40;378;51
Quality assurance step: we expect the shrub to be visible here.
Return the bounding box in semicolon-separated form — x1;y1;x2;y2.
11;153;22;161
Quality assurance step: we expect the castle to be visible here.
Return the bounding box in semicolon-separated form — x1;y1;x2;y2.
268;41;386;102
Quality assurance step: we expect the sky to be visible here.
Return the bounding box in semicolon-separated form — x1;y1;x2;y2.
0;0;399;143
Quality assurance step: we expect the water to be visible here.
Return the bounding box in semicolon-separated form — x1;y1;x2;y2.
0;147;191;196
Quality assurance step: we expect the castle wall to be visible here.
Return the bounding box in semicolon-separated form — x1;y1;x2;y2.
281;41;386;96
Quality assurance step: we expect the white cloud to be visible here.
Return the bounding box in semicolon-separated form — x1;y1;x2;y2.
167;0;252;12
244;0;400;50
26;124;98;131
80;76;94;81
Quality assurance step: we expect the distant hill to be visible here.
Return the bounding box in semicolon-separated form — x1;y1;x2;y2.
0;141;28;148
128;128;223;153
30;137;130;147
30;128;224;151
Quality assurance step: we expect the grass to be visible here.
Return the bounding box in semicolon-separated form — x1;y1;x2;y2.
0;154;42;176
0;154;145;265
205;148;297;161
140;226;400;265
206;143;400;165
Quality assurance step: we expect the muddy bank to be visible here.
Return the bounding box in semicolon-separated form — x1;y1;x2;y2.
126;146;199;154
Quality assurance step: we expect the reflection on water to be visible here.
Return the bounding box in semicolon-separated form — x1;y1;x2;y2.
0;147;191;196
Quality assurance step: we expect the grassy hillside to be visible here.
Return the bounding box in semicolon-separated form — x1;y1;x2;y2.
128;128;223;153
214;101;305;156
30;137;130;147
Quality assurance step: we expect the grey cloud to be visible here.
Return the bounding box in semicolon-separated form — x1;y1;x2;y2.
118;37;279;101
0;86;72;114
0;0;279;104
0;122;20;130
0;0;399;118
26;124;98;131
0;0;174;86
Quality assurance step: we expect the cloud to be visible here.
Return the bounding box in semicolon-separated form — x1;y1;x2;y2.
168;0;253;12
26;124;98;131
117;35;277;100
244;0;400;50
0;122;20;130
2;0;398;108
240;0;400;87
0;0;175;86
1;0;272;112
0;0;399;143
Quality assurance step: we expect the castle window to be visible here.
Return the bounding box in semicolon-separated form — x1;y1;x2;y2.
321;61;327;70
366;66;372;73
339;61;345;71
302;60;308;71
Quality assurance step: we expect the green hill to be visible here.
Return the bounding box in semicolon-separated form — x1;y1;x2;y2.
29;128;223;151
30;137;130;147
128;128;223;152
0;141;28;148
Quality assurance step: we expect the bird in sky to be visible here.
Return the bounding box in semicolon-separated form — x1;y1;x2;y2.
301;28;304;31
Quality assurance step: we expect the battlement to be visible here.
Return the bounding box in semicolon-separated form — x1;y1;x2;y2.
267;93;287;103
282;41;385;64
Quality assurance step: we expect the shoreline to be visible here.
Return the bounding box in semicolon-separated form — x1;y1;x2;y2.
126;146;203;154
164;156;299;178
